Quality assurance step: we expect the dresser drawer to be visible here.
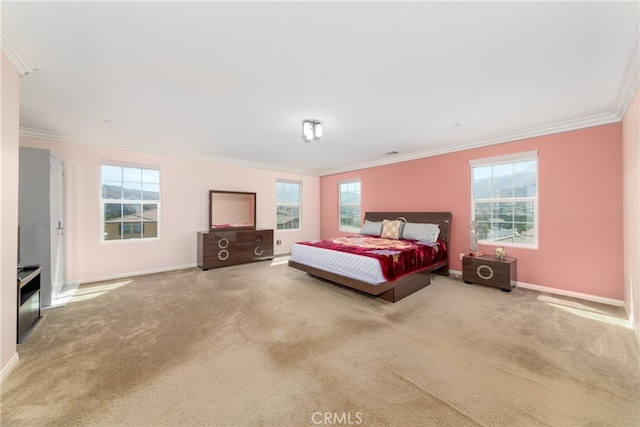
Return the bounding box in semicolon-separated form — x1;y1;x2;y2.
202;250;243;268
463;256;517;291
202;231;240;246
242;230;274;261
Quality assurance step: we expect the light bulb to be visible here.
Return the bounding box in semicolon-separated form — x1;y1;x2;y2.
302;121;314;140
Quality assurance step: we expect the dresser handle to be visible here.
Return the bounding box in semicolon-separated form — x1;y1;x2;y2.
218;238;229;249
477;265;494;280
218;250;229;261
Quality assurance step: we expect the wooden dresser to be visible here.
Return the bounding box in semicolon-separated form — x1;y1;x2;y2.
197;229;274;270
463;255;517;292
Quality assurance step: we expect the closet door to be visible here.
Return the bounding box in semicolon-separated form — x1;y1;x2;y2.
19;147;52;307
49;155;65;305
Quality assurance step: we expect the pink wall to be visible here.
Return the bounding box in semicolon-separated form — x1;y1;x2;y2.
1;52;21;377
19;137;320;283
321;123;624;300
622;88;640;341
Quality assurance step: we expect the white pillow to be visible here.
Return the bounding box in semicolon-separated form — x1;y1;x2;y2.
360;220;382;236
402;223;440;242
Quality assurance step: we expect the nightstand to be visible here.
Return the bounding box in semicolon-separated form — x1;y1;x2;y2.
463;255;517;292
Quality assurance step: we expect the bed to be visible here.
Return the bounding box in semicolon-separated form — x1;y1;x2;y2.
288;212;452;302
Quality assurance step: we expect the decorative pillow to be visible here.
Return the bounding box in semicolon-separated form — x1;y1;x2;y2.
401;223;440;242
360;220;383;236
381;219;402;239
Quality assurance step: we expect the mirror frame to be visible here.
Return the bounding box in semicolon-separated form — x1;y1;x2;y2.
209;190;257;231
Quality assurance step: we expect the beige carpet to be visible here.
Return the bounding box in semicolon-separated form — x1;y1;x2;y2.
2;259;639;426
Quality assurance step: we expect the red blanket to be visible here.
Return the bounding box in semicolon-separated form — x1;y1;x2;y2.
296;236;447;281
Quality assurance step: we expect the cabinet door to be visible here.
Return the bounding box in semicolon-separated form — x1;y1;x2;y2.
18;290;40;343
203;231;243;267
242;230;274;262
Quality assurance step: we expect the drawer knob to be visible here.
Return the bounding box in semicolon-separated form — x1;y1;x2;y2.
218;250;229;260
477;265;494;280
218;238;229;249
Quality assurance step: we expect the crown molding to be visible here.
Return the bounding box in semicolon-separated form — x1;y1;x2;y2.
18;127;319;176
321;26;640;176
21;109;620;179
318;112;621;176
613;26;640;118
1;11;39;75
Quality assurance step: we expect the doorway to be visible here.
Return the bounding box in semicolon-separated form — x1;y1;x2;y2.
49;155;66;306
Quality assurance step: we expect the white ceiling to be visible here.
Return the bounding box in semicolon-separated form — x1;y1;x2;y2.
3;1;639;176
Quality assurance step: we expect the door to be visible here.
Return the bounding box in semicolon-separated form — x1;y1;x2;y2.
50;155;65;305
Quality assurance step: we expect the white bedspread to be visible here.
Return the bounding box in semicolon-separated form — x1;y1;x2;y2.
290;242;387;285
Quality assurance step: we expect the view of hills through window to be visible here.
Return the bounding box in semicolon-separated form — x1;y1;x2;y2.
101;165;160;240
472;160;537;246
339;180;361;232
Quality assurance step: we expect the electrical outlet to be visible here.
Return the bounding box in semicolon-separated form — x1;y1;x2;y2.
459;252;465;260
155;250;161;257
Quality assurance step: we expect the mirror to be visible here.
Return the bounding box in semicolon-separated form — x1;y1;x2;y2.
210;190;256;230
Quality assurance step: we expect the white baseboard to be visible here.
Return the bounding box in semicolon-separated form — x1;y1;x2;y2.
448;269;625;307
68;263;197;285
1;352;19;384
449;269;463;278
516;281;624;307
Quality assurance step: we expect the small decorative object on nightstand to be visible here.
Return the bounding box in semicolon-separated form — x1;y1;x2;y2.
494;246;506;261
468;221;484;258
463;254;517;292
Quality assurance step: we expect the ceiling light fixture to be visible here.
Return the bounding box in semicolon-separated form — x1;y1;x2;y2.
302;119;322;142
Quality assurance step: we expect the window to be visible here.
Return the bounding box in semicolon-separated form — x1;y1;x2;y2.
471;151;537;248
276;180;301;230
101;164;160;241
339;179;361;232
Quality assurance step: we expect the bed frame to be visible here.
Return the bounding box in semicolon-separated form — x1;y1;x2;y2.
288;212;452;302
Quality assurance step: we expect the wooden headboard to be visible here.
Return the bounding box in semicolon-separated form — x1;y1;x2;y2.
363;212;452;277
363;212;452;244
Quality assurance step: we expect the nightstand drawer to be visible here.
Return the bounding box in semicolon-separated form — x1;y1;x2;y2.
463;256;517;291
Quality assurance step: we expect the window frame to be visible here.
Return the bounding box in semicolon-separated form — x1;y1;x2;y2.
338;178;361;233
276;180;302;231
100;162;161;242
470;151;538;249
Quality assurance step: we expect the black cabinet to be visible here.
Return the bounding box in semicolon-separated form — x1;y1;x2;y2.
17;267;42;343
